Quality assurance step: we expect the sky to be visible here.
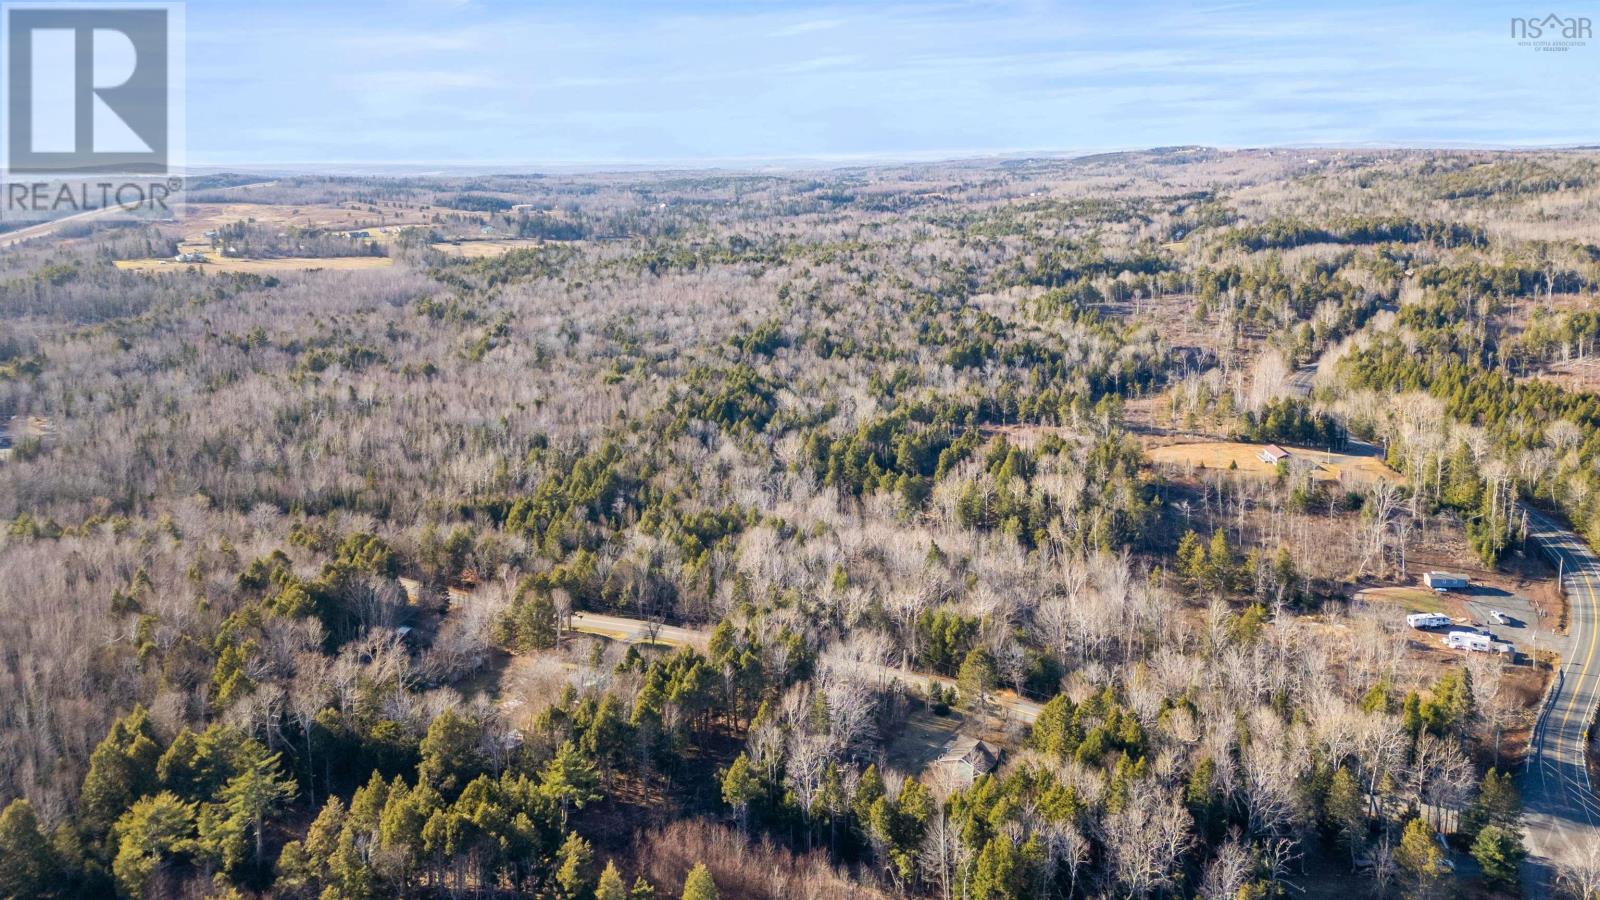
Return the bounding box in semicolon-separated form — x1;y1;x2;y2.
181;0;1600;168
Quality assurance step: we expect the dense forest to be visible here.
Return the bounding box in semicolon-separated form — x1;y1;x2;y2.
3;148;1600;898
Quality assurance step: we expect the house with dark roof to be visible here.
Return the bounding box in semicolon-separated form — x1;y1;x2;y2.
940;736;1000;784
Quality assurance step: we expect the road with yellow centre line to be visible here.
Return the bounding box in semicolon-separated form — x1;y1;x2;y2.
1278;372;1600;870
1521;507;1600;871
570;514;1599;865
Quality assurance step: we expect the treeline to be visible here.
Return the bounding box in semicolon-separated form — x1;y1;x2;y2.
1420;158;1596;200
1220;216;1486;252
208;221;385;259
1342;310;1600;560
1233;397;1347;450
440;193;515;213
1189;259;1381;362
0;633;780;898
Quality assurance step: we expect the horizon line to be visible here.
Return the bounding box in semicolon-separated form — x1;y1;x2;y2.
182;140;1600;177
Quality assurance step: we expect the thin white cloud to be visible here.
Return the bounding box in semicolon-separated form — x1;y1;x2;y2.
179;0;1600;166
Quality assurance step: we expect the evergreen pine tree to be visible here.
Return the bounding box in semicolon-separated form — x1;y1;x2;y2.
681;862;718;900
0;799;60;898
1471;824;1525;890
555;831;596;899
596;860;628;900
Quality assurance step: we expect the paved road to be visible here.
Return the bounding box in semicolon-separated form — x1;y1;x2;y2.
0;202;134;248
0;179;279;249
570;611;709;651
1286;364;1317;398
1244;360;1600;871
1520;506;1600;870
569;611;1043;723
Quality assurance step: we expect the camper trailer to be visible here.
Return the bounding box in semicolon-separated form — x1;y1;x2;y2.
1444;631;1512;655
1406;613;1452;630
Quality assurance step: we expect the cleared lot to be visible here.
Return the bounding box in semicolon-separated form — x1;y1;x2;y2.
431;239;548;257
1146;439;1403;485
115;255;394;274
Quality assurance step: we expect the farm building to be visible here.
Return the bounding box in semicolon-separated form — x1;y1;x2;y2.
1423;572;1469;591
1257;444;1291;464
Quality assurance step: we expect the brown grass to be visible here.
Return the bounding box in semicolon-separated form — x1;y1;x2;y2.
1356;585;1452;615
114;255;394;274
430;239;549;258
636;820;888;900
1145;440;1403;485
110;199;437;274
179;200;433;235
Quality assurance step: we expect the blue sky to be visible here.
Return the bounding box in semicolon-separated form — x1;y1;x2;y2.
184;0;1600;167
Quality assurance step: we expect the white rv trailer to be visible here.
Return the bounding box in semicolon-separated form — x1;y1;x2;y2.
1406;613;1452;629
1443;630;1512;655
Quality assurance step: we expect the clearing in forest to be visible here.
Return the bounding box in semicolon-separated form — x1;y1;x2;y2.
115;255;394;274
431;239;550;257
1145;440;1403;486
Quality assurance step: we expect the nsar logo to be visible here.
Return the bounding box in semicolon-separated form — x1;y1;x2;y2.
1510;13;1592;51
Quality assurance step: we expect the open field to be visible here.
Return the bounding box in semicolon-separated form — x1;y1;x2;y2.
178;200;434;235
431;238;548;257
1357;585;1452;615
109;199;424;274
1145;439;1404;485
115;255;394;274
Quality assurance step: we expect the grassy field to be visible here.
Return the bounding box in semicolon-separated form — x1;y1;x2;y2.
1355;585;1452;615
1146;440;1403;485
112;200;424;275
180;201;433;235
431;239;547;257
115;255;394;274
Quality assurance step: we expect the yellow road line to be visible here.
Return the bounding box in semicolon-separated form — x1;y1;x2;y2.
1549;527;1598;790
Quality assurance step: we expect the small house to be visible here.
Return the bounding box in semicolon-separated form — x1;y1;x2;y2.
940;737;1000;784
1257;445;1291;465
1424;572;1469;592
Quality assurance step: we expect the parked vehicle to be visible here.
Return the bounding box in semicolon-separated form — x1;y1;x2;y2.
1490;610;1509;625
1407;612;1452;630
1444;630;1512;655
